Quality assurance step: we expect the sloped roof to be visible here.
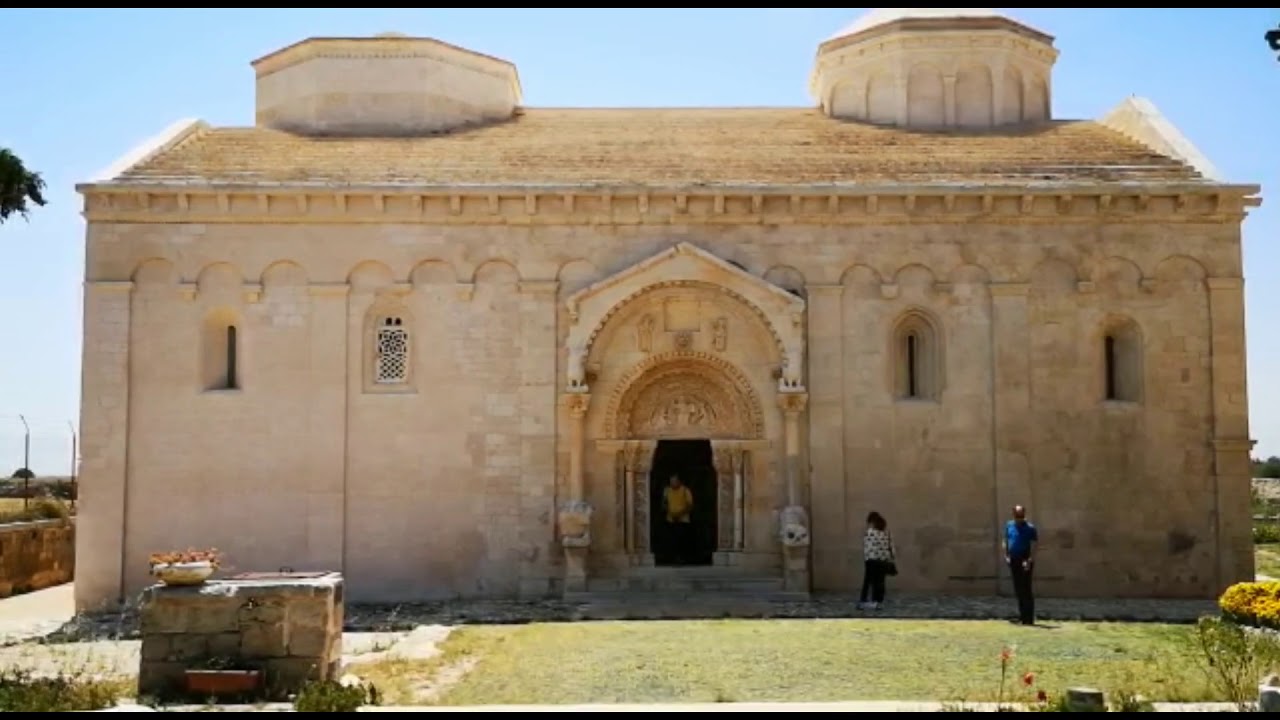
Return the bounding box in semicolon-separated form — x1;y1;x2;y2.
106;108;1206;188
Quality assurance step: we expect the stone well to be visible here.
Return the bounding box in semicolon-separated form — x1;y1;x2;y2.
137;571;343;699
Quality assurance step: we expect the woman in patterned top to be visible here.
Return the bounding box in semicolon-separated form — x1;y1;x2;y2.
859;511;895;610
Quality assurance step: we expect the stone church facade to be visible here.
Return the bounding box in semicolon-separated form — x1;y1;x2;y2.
74;9;1261;610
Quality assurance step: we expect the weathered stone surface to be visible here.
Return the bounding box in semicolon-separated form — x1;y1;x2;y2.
136;574;343;699
1065;687;1106;712
0;520;74;598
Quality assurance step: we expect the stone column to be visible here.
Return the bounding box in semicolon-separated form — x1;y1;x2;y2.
75;280;134;611
805;283;846;588
1206;276;1254;589
734;451;747;551
630;442;653;562
989;283;1032;593
778;391;811;594
559;392;592;593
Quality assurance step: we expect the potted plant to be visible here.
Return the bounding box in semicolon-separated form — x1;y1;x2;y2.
149;548;221;586
184;656;261;698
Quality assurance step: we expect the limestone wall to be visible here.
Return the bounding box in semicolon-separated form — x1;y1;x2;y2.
76;210;1251;606
0;519;75;597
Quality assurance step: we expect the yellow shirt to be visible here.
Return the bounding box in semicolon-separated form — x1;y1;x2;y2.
664;485;693;523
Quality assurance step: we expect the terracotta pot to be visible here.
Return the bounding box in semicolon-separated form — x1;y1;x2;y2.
184;669;261;697
152;561;215;586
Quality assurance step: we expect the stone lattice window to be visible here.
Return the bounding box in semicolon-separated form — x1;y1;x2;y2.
374;317;410;385
892;311;942;400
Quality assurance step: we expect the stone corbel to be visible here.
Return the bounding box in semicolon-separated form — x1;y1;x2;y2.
454;283;475;302
179;282;197;301
933;282;953;296
1057;195;1074;214
779;347;805;392
1076;280;1096;294
1140;278;1159;293
880;283;900;299
777;391;809;415
1098;195;1112;213
1020;195;1035;214
566;346;588;392
981;195;994;214
518;280;558;295
243;283;263;304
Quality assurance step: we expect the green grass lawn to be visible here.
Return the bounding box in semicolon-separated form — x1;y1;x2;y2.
1257;543;1280;578
360;618;1218;706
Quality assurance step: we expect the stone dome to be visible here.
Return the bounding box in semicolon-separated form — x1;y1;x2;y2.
810;8;1058;129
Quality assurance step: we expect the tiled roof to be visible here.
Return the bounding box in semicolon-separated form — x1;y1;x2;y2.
114;108;1205;187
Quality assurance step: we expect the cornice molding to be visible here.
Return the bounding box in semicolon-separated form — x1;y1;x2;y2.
77;186;1259;225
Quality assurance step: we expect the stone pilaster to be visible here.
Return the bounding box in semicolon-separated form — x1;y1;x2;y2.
518;281;558;595
1206;277;1254;589
805;284;847;588
75;281;134;611
306;284;349;575
989;282;1032;592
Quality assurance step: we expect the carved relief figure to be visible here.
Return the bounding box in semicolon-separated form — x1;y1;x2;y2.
674;330;693;350
711;316;728;352
646;394;716;436
779;349;803;390
567;347;587;390
558;500;594;548
779;504;811;547
637;314;655;353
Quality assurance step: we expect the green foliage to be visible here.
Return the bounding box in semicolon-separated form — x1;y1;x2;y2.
1191;615;1280;707
0;497;71;524
0;667;121;711
9;468;33;480
1253;457;1280;480
0;148;46;224
293;679;381;712
1255;524;1280;544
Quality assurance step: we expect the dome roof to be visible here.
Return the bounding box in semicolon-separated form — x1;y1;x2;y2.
827;8;1006;41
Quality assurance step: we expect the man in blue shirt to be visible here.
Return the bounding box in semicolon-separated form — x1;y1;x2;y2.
1003;505;1039;625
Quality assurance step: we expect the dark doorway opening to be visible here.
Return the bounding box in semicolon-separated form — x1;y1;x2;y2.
650;439;717;567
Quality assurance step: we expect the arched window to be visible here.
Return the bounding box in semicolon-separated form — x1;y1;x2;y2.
892;311;942;400
1102;318;1142;403
202;309;241;392
374;316;410;385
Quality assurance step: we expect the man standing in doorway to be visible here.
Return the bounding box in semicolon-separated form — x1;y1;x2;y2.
1003;505;1039;626
663;474;694;565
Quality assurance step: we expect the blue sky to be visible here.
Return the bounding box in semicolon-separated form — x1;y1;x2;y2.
0;8;1277;474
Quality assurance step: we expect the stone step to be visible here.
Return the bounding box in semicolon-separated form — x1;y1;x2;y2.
582;575;786;594
566;591;810;619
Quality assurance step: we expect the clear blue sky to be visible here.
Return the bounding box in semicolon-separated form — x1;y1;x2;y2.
0;8;1277;474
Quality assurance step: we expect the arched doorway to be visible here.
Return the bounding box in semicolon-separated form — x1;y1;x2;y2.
605;351;766;566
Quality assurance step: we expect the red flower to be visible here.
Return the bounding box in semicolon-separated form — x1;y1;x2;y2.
1000;647;1014;662
1022;672;1035;686
1036;689;1048;703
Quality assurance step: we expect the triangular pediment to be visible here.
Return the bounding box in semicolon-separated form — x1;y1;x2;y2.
564;243;807;389
567;242;805;325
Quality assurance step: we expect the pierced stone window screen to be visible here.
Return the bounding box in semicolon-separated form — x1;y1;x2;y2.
374;317;410;385
892;313;941;400
1102;320;1142;402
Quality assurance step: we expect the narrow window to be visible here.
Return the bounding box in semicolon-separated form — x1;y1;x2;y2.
1104;334;1118;401
906;333;919;398
225;326;238;390
374;317;409;385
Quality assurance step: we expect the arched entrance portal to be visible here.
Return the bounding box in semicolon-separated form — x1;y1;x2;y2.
606;351;765;566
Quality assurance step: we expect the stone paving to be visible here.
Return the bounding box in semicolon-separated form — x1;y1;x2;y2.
95;700;1245;712
40;592;1218;645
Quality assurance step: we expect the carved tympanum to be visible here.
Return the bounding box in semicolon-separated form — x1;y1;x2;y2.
645;394;717;436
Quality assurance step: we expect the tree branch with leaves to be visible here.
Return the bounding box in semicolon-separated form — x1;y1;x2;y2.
0;147;47;224
1268;23;1280;62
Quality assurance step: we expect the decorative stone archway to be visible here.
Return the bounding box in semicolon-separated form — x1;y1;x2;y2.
602;352;765;562
557;242;811;594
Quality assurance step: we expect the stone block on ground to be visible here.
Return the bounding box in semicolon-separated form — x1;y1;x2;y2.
136;572;343;700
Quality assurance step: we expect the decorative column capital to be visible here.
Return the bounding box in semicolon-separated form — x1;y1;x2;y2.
563;392;591;419
777;392;809;415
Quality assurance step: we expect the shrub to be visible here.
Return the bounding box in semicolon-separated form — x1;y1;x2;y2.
1192;615;1280;707
1220;580;1280;628
0;667;122;712
0;497;70;524
293;679;380;712
1255;524;1280;544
